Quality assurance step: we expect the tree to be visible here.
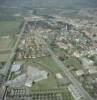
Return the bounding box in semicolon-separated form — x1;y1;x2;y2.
93;34;96;37
59;56;64;61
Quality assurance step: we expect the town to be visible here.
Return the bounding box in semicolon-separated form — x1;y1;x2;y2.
0;7;97;100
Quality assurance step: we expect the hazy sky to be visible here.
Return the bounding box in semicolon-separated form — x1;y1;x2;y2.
0;0;97;8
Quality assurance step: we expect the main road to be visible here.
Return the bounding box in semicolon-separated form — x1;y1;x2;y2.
48;48;94;100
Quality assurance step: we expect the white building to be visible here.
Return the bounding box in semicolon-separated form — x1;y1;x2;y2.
56;73;63;79
76;70;84;77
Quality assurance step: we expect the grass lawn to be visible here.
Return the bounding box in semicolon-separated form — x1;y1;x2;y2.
32;75;58;90
15;59;59;90
15;57;73;96
33;56;62;73
64;57;82;70
22;57;63;90
24;58;59;89
24;60;46;72
50;46;67;55
0;20;22;36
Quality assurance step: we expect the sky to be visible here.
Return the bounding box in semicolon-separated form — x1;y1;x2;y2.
0;0;97;8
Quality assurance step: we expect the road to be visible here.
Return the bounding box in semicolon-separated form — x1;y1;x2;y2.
48;48;94;100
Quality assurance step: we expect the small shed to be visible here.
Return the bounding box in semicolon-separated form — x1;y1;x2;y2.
56;73;63;79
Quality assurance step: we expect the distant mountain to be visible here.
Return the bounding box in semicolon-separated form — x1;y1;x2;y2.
0;0;97;9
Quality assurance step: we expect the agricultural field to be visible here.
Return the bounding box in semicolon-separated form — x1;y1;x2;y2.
0;20;22;36
0;36;17;49
0;27;18;62
0;53;10;62
6;87;74;100
0;17;23;62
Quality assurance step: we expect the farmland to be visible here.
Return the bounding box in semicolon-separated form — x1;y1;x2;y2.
0;20;22;36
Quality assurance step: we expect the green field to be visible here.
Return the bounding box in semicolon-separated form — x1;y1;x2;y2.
31;75;58;90
0;36;17;49
32;56;63;73
23;58;59;89
0;20;22;36
0;53;10;62
14;56;74;99
20;56;64;90
63;87;74;100
64;57;82;70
